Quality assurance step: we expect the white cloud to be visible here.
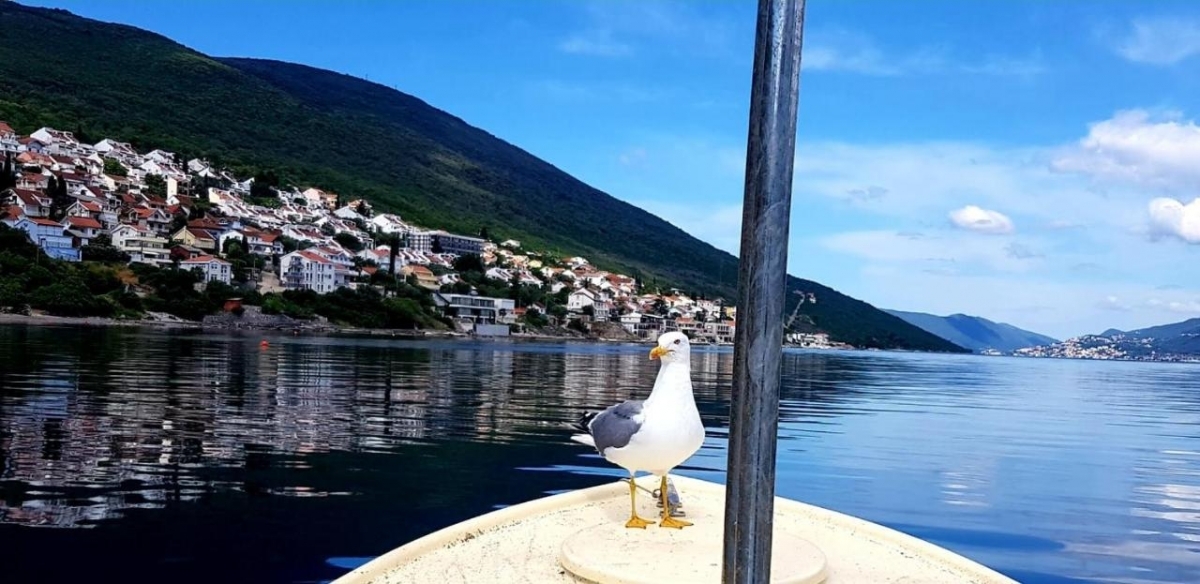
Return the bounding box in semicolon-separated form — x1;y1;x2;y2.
948;205;1015;235
1148;197;1200;244
1099;295;1132;312
1051;109;1200;189
599;109;1200;338
1147;298;1200;314
1112;17;1200;65
559;32;633;57
819;230;1039;274
803;28;1044;77
618;147;648;167
559;1;732;59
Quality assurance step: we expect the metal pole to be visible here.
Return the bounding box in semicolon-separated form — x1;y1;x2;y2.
722;0;806;582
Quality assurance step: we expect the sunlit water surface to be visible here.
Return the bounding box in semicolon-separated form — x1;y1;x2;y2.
1;326;1199;583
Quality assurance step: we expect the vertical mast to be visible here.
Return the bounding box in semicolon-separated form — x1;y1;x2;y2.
722;0;807;582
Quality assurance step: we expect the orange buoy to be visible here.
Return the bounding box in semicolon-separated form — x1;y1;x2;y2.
260;340;269;348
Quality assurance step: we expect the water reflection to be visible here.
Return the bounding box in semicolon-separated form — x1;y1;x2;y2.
2;327;1200;583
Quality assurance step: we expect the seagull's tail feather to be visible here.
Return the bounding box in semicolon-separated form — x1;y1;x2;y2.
567;411;598;448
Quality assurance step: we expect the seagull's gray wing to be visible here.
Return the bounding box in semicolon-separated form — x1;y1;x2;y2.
577;400;644;454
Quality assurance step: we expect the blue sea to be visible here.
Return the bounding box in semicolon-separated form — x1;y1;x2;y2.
1;325;1197;583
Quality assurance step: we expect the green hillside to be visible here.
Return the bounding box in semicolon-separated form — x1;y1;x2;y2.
0;2;966;353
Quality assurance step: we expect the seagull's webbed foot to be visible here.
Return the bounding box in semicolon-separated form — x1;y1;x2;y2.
658;474;693;529
625;515;655;529
625;475;655;529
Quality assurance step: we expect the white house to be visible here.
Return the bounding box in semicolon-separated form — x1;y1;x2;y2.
568;289;596;312
281;250;341;294
30;127;79;154
486;267;513;282
62;215;103;247
9;188;50;218
110;224;170;266
431;293;516;324
333;204;365;221
181;255;232;285
370;213;410;235
144;149;177;165
14;216;80;262
94;139;139;163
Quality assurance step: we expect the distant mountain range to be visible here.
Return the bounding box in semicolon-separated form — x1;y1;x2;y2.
1016;318;1200;362
884;310;1058;354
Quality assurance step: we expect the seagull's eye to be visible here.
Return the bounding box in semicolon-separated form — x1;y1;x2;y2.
674;339;681;344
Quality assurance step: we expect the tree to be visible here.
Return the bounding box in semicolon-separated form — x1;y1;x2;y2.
0;152;14;191
431;237;444;254
81;234;130;263
452;253;485;274
355;200;370;217
45;176;71;221
102;158;128;177
479;226;490;240
334;232;363;252
144;174;167;198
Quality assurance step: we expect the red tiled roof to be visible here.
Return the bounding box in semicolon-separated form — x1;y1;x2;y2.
13;189;45;206
0;121;14;135
187;228;216;241
65;216;102;229
32;217;63;227
298;250;331;264
1;205;24;220
80;201;102;212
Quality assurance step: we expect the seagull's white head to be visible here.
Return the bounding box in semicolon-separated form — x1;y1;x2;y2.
649;331;691;364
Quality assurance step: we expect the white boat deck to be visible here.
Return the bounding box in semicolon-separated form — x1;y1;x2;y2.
333;475;1017;584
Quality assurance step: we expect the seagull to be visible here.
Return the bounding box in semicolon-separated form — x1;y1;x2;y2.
570;331;706;529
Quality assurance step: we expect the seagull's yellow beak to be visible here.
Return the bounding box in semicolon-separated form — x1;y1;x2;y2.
649;346;669;360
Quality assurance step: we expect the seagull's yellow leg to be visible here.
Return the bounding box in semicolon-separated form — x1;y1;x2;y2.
658;474;693;528
625;475;654;528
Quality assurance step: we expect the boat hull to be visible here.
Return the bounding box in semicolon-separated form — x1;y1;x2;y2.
331;475;1017;584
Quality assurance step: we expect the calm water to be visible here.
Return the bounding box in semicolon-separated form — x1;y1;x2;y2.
1;327;1199;583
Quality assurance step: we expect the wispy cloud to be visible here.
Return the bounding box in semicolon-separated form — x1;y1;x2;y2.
803;28;1045;77
558;1;733;59
1110;16;1200;65
559;30;633;57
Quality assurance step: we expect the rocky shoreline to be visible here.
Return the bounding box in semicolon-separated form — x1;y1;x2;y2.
0;310;641;343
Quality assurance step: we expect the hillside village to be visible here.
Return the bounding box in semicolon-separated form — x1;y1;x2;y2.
0;122;856;346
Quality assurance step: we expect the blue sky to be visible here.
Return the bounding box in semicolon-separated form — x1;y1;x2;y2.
24;0;1200;339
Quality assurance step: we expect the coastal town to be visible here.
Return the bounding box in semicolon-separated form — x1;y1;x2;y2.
0;122;849;347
